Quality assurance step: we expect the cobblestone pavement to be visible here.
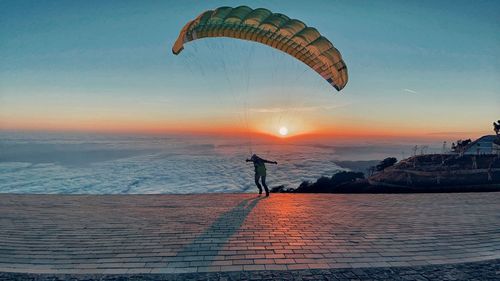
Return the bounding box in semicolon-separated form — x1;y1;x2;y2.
1;259;499;280
0;193;499;275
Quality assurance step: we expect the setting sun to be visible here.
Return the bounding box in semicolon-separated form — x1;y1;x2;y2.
279;126;288;136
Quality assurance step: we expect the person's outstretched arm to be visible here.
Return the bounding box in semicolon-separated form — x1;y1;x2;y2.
245;159;252;162
262;159;278;164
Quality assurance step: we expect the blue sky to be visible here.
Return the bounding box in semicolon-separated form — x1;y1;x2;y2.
1;0;499;138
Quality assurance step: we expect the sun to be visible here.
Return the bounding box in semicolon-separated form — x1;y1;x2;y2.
279;126;288;136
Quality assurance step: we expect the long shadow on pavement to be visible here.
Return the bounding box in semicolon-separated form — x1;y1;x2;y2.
173;196;264;267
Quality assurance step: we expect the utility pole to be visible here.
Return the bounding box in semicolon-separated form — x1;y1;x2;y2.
412;145;418;156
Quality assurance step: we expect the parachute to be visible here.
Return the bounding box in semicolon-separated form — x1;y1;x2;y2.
172;6;348;91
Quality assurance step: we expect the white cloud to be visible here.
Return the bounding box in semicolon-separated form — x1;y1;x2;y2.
403;88;418;94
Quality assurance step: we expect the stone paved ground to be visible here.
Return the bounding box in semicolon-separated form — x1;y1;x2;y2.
0;193;499;275
1;259;499;280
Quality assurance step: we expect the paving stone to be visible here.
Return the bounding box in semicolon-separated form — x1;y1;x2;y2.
0;193;499;275
5;259;496;280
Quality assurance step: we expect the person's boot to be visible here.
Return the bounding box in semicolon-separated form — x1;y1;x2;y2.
265;191;269;197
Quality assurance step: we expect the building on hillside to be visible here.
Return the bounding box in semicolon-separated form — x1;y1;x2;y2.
493;140;500;156
463;135;500;155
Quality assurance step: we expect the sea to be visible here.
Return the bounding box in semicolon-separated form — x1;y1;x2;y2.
0;132;439;194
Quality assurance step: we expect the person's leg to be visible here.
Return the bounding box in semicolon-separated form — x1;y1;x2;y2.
254;173;263;194
261;175;269;196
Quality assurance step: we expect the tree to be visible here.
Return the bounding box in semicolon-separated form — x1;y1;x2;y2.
375;157;398;172
452;139;472;154
494;120;500;136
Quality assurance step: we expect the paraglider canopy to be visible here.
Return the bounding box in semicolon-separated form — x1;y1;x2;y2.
172;6;348;91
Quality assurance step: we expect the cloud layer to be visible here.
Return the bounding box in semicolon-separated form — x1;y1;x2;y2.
0;134;415;194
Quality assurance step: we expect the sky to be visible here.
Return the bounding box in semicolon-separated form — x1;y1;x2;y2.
1;0;499;141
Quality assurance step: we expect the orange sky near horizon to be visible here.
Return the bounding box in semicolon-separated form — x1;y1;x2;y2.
0;113;493;143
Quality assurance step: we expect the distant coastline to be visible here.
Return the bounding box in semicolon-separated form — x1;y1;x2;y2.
272;154;500;194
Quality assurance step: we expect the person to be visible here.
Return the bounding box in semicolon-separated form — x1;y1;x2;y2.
246;154;277;196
